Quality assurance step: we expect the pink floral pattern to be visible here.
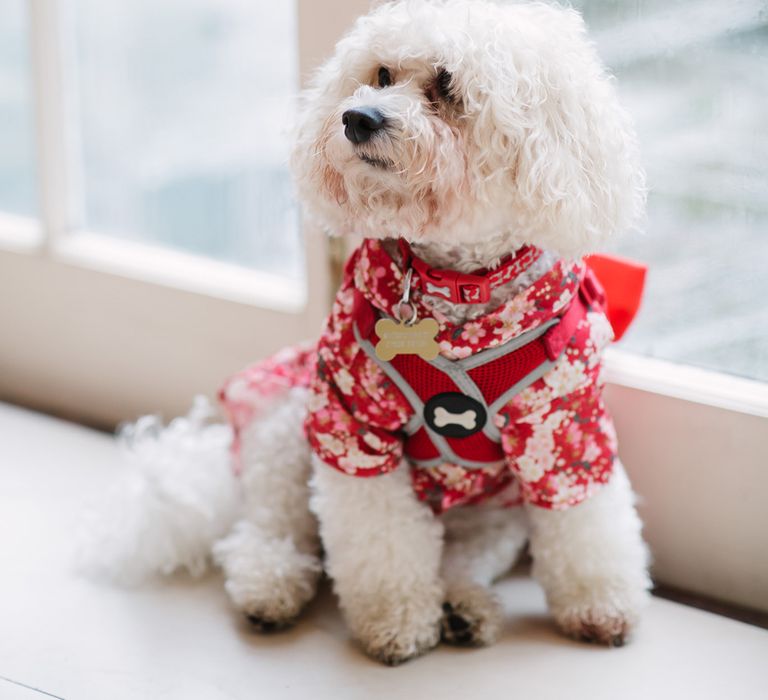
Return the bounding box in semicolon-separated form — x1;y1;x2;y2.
219;343;316;473
221;239;618;513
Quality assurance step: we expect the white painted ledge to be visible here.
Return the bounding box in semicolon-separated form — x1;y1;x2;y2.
53;233;307;312
1;401;766;700
605;348;768;418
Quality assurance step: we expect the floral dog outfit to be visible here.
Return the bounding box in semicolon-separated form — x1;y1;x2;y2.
221;239;642;515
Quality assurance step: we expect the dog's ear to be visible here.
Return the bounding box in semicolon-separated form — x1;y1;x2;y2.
491;5;646;257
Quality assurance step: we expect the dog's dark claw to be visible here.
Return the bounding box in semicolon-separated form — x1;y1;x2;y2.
454;631;474;645
441;610;477;646
447;613;471;632
246;615;284;633
610;635;625;647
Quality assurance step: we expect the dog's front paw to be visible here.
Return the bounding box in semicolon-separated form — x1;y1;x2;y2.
555;603;634;646
214;521;322;631
360;615;442;666
549;583;649;646
348;595;443;665
441;583;503;647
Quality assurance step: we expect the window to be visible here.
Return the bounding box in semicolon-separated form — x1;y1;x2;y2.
0;0;334;426
571;1;768;612
72;0;302;279
574;0;768;382
0;0;37;219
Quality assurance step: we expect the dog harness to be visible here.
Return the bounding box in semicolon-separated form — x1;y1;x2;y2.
351;264;603;473
220;239;645;514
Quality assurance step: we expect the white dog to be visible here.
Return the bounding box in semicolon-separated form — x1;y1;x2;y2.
82;0;651;666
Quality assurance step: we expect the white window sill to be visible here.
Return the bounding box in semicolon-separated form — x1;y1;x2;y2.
54;233;308;313
0;219;307;312
1;401;766;699
604;348;768;418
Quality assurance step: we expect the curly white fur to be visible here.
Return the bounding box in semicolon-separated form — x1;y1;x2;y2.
440;506;529;645
527;463;651;645
310;459;445;664
214;388;322;628
82;0;651;665
292;0;645;259
76;397;240;584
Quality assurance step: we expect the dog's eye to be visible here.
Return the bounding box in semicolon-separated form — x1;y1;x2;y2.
436;69;453;101
426;69;454;105
377;67;392;88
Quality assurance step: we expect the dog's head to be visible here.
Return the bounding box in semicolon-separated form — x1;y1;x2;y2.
291;0;645;258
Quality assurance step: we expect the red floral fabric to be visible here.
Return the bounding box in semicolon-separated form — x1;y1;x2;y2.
219;344;316;473
221;239;618;514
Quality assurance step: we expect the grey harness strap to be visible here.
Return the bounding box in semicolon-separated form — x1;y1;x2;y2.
353;318;559;469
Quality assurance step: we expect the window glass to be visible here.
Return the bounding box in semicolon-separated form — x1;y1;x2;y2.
575;0;767;381
73;0;302;279
0;0;37;217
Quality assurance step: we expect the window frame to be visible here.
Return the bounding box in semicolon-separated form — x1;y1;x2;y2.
0;0;334;425
1;0;766;612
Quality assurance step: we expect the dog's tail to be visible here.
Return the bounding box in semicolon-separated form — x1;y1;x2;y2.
75;396;241;585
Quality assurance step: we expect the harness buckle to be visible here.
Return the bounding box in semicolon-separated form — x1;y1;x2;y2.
457;277;491;304
412;257;491;303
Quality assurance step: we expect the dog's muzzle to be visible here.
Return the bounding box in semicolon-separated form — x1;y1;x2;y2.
342;107;386;144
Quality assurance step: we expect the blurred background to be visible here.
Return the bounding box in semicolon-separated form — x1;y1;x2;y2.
0;0;302;277
0;0;766;426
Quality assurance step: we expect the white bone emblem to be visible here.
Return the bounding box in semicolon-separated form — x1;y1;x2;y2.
425;281;452;298
433;406;477;430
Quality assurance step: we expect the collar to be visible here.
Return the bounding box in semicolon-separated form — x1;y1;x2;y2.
398;239;543;304
349;240;582;361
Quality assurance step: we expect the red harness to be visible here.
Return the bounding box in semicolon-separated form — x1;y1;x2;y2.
353;260;609;470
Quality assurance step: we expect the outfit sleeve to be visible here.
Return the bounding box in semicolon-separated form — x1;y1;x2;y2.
498;309;618;509
304;287;412;477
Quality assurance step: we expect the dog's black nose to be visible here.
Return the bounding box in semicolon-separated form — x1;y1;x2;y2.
342;107;386;144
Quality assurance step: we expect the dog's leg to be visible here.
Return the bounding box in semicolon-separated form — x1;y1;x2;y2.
214;388;322;631
439;506;528;646
526;463;651;646
311;459;444;665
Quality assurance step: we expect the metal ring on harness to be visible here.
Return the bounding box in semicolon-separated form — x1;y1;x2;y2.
395;267;419;326
394;301;418;326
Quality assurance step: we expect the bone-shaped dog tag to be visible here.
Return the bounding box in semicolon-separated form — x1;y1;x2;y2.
375;318;439;361
433;406;477;430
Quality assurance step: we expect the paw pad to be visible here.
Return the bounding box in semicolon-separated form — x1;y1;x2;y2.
440;601;480;647
246;614;292;633
570;613;633;647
